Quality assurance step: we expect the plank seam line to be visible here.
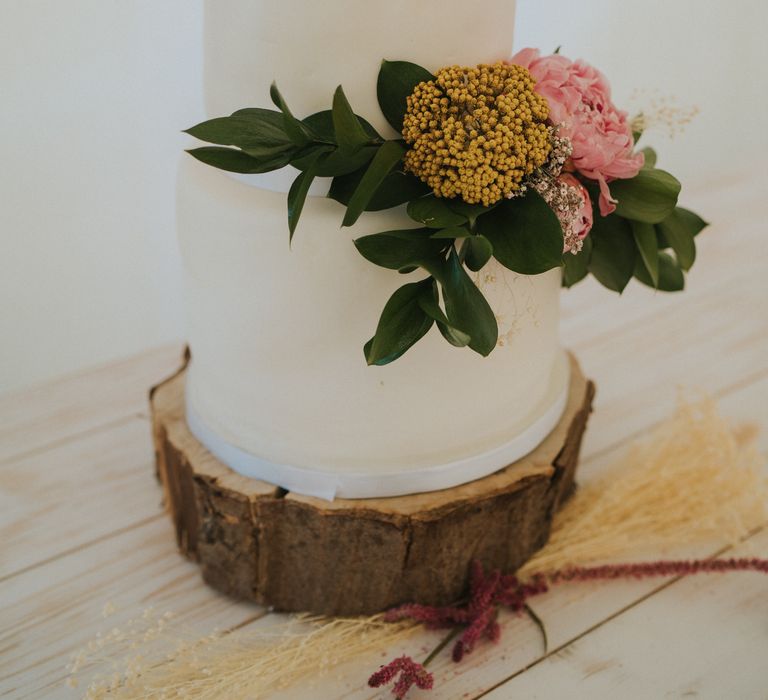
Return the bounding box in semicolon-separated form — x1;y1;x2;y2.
30;611;273;697
577;364;768;467
0;514;164;586
0;343;182;405
0;412;147;467
569;265;764;354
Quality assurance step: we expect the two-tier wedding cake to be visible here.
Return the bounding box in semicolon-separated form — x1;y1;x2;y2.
177;0;570;500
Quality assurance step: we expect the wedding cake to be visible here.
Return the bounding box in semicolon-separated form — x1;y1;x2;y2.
177;0;570;500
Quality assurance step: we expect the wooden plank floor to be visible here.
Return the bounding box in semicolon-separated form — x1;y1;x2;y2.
1;178;766;699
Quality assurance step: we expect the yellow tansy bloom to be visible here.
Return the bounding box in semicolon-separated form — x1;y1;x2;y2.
402;62;551;207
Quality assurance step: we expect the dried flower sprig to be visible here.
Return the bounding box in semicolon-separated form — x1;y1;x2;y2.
368;655;434;699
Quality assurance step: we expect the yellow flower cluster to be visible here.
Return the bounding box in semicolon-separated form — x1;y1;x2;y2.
402;62;551;206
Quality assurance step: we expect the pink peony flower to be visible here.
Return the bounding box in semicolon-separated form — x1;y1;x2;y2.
510;48;644;216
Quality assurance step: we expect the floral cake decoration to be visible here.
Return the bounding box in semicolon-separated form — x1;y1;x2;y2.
186;49;706;365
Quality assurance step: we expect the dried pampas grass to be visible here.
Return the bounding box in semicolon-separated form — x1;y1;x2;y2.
520;396;766;575
69;396;766;699
68;612;416;699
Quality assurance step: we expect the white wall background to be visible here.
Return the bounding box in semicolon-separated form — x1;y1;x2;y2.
2;0;767;395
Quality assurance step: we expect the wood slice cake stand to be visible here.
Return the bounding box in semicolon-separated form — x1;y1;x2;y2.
150;352;595;616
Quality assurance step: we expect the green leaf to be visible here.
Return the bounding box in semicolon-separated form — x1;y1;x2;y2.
631;220;659;287
476;191;564;275
186;146;290;174
674;207;709;237
612;168;681;223
446;199;498;225
232;107;285;118
641;146;657;169
588;214;637;292
431;226;472;239
353;228;445;271
657;208;697;271
634;251;685;291
463;235;493;271
418;281;471;347
269;82;312;146
407;196;467;229
342;141;406;227
332;85;372;154
185;112;295;160
655;207;707;250
329;165;430;211
301;110;381;142
377;60;435;132
292;144;377;177
365;278;434;365
441;249;498;356
293;111;382;176
287;148;330;242
562;236;592;288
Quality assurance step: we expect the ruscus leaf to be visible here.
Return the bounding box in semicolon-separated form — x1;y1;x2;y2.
407;196;467;229
631;220;660;287
342;141;406;227
441;248;498;356
418;281;471;347
463;235;493;272
588;213;637;292
270;82;313;146
332;85;372;153
634;250;685;291
353;228;445;270
562;236;592;288
476;191;564;275
376;60;435;132
612;168;681;223
186;146;290;174
329;166;430;211
365;278;434;365
287;148;330;242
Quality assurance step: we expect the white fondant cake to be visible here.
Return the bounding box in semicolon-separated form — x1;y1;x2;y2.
178;0;569;499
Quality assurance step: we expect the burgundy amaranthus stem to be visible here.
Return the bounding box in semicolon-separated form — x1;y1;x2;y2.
368;655;433;700
370;557;768;699
451;564;503;661
547;558;768;583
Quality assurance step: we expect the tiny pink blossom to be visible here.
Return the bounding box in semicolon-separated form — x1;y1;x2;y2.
509;48;644;215
559;173;593;243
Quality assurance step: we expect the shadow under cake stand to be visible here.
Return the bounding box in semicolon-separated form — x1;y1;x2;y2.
150;352;595;616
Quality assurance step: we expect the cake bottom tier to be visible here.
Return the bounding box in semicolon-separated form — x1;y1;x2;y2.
187;349;570;499
151;351;594;616
178;159;567;499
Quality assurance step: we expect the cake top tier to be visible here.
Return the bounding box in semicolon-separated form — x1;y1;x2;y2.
203;0;517;136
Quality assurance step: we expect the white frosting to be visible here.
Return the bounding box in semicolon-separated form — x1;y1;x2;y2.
178;157;565;487
203;0;517;194
203;0;518;135
178;0;570;498
185;351;570;500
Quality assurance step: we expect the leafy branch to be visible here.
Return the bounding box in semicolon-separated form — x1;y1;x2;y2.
562;151;707;293
183;59;706;366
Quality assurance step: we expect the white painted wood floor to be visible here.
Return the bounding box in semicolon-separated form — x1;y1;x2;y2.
1;177;766;699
